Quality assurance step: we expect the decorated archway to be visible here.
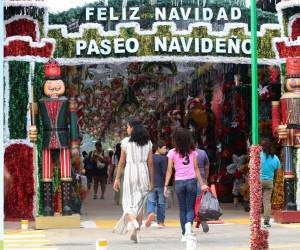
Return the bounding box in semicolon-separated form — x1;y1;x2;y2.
3;0;300;223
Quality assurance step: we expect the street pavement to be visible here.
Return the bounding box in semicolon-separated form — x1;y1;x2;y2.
4;185;300;250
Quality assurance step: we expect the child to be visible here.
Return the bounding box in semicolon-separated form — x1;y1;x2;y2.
145;141;168;228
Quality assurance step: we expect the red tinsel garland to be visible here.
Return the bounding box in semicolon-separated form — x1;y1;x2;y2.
291;18;300;42
4;144;34;220
4;40;54;58
249;145;269;250
6;19;37;41
275;42;300;59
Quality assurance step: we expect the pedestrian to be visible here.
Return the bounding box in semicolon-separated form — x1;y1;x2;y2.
113;117;154;243
112;143;123;206
260;138;281;228
164;127;208;242
92;141;109;200
82;151;93;190
145;140;168;229
195;144;210;233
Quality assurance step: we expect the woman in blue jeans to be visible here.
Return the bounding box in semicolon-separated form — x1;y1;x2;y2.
164;128;208;241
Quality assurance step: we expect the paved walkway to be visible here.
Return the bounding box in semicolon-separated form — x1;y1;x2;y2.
4;230;58;250
4;185;300;250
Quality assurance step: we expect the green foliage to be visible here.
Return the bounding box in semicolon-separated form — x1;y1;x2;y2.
33;63;45;216
8;61;29;139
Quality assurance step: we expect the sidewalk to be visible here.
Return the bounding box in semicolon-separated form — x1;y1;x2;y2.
4;185;300;250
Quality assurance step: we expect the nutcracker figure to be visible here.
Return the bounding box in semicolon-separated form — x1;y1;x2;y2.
272;57;300;211
29;59;80;216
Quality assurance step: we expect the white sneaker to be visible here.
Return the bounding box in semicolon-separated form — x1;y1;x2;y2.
185;222;193;234
181;234;187;242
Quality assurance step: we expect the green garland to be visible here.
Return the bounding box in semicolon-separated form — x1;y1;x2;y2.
33;63;44;216
8;61;29;139
48;24;280;59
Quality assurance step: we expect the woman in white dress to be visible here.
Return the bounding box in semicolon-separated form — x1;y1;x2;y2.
113;118;154;243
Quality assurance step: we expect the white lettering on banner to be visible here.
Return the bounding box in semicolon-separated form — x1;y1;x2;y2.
86;7;242;22
87;40;100;54
109;7;119;21
241;40;251;55
155;36;167;52
169;8;180;21
153;7;242;21
97;8;107;21
76;40;87;55
153;37;250;55
217;7;228;21
169;37;181;52
216;38;227;53
228;39;240;54
201;38;213;53
203;8;213;21
155;7;166;20
181;37;193;52
85;8;94;21
130;7;140;20
126;38;140;53
85;7;141;21
100;40;112;55
114;38;126;53
77;38;139;55
77;37;251;56
231;7;242;20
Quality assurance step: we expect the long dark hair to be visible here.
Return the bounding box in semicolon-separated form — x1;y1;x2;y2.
128;117;150;146
115;143;121;161
261;138;274;158
172;127;195;158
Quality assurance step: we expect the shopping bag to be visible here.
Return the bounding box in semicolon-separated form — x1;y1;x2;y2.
197;190;223;221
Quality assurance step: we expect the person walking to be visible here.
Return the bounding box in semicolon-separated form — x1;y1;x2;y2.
145;141;168;229
112;143;123;206
92;141;109;200
164;128;208;242
195;145;210;233
260;138;281;228
82;151;94;190
113;117;154;243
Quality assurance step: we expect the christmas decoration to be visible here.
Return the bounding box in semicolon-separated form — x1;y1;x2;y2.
4;144;34;219
29;59;80;216
249;145;269;250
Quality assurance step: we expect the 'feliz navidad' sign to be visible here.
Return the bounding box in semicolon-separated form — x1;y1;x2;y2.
76;7;250;56
47;5;281;63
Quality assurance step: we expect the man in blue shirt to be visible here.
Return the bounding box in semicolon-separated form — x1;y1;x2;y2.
260;138;281;228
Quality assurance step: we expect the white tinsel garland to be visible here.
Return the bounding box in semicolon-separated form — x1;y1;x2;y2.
4;139;33;149
4;54;281;66
46;21;281;40
288;13;300;40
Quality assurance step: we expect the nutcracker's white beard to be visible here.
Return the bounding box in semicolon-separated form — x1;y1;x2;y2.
296;149;300;210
